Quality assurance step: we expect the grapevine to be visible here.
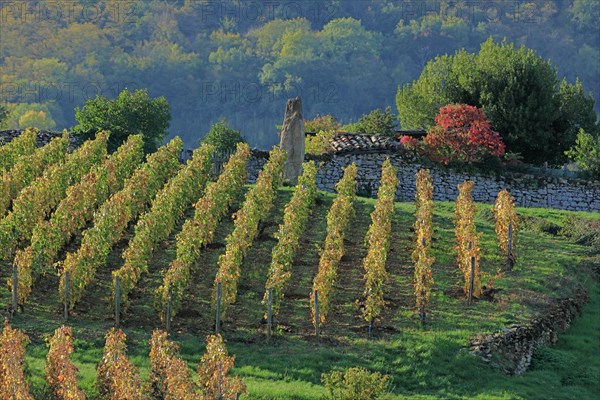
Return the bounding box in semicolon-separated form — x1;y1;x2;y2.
413;169;435;323
362;159;399;325
114;143;214;311
149;330;195;400
263;161;318;317
0;321;33;400
0;131;69;217
97;328;145;400
156;142;251;321
60;137;183;309
310;163;358;327
213;146;286;314
13;134;144;305
0;127;37;173
455;180;482;299
0;131;109;260
198;334;247;400
493;189;519;270
45;326;86;400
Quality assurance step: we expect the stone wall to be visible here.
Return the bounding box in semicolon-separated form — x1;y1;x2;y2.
247;150;600;212
469;288;589;375
0;129;82;149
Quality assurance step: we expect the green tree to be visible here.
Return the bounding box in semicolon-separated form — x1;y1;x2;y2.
344;107;397;136
18;110;56;130
565;129;600;178
397;38;599;164
201;118;245;157
74;89;170;153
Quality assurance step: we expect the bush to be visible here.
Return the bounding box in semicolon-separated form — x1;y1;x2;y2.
565;129;600;179
305;130;336;155
74;88;170;153
305;115;342;133
202;118;245;157
425;104;505;164
344;107;397;136
322;367;391;400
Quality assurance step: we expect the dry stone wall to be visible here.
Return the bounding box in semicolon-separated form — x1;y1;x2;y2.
247;150;600;212
469;288;589;375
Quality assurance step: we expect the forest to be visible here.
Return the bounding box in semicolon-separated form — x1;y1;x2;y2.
1;0;599;149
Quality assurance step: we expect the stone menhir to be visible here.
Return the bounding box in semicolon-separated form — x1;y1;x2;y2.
279;97;305;184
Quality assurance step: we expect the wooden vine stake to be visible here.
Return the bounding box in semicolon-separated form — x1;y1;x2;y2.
313;290;320;343
468;255;475;306
166;287;172;333
64;271;70;322
215;282;222;334
507;223;514;267
114;276;121;328
267;288;273;341
11;264;17;315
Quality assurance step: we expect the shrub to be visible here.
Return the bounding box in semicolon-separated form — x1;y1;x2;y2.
202;118;245;157
565;129;600;178
305;115;342;133
344;107;397;136
305;130;336;155
322;367;391;400
425;104;505;164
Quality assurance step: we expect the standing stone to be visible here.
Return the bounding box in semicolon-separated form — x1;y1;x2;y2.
279;97;305;184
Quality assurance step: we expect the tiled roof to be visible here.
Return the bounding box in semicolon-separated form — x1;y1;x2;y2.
329;133;401;153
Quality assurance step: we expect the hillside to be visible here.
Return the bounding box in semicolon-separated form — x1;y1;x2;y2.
1;184;598;399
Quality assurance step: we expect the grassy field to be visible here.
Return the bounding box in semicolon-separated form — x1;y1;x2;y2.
1;187;598;399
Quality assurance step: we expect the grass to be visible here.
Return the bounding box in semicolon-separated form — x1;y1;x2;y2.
0;186;598;399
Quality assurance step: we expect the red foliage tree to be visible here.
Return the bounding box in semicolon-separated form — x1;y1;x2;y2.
425;104;505;164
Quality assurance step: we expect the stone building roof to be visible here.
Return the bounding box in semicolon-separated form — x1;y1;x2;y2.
329;133;401;153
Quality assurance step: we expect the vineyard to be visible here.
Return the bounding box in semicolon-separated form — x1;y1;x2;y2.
0;131;598;399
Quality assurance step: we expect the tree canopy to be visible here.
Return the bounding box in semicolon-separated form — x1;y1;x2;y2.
74;89;170;153
397;38;598;164
0;0;598;151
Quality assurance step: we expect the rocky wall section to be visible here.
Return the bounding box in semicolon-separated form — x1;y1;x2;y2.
469;288;590;375
0;129;83;150
247;151;600;212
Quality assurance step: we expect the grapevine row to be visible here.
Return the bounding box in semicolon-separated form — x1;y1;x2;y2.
13;134;144;305
213;146;286;313
156;142;251;321
310;163;358;326
60;137;183;309
494;189;519;270
413;169;435;323
0;131;109;260
0;131;69;217
149;330;197;399
114;143;214;311
0;323;245;400
97;328;145;400
263;161;318;316
0;322;33;399
455;180;482;298
45;326;86;400
361;159;399;325
0;127;37;173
